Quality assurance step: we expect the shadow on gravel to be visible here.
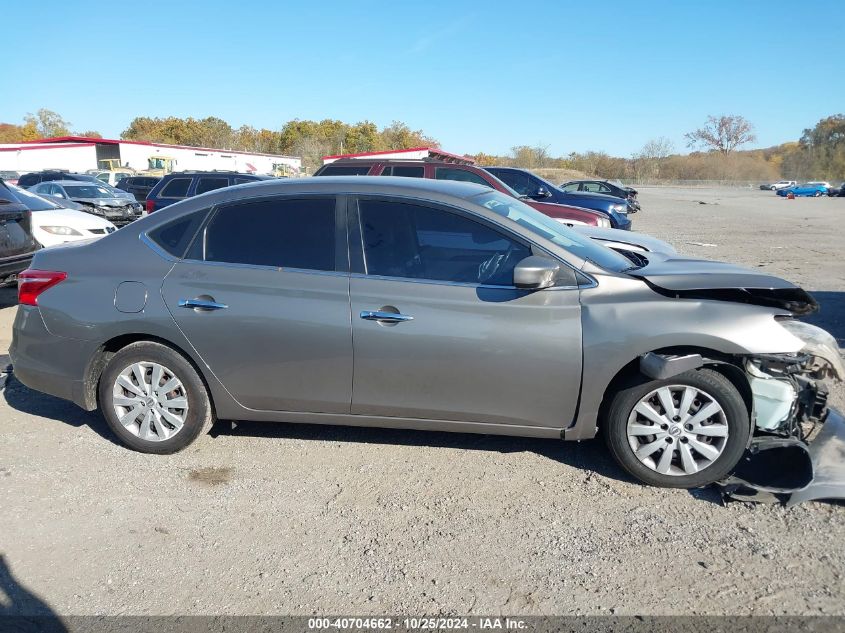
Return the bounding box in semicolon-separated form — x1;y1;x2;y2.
2;372;119;447
806;290;845;346
0;286;18;309
0;554;68;630
210;417;639;486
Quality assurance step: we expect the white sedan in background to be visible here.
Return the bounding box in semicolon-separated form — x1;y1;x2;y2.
10;185;117;248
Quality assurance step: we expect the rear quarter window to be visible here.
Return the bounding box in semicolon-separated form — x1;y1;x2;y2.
147;210;208;258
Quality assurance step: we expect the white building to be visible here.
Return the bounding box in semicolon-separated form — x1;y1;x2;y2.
0;136;302;176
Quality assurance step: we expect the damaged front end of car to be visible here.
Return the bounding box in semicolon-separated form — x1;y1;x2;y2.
718;319;845;505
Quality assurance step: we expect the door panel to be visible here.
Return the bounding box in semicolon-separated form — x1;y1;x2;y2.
162;264;352;412
350;277;582;427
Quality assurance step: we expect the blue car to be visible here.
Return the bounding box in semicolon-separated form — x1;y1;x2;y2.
777;183;828;197
484;167;633;230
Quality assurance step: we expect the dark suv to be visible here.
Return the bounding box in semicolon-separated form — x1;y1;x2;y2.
313;160;613;228
485;167;634;230
16;170;96;189
0;180;40;285
145;172;273;213
118;176;160;202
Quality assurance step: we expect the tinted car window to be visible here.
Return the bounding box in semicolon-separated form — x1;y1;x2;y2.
491;169;533;195
160;178;192;198
148;210;209;258
16;173;41;188
381;166;424;178
434;167;490;188
359;199;529;286
583;182;610;193
561;183;580;192
195;177;229;195
203;197;336;271
234;177;256;185
318;165;372;176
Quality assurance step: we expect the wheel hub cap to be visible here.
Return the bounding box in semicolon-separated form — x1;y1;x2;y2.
626;385;729;476
112;361;189;442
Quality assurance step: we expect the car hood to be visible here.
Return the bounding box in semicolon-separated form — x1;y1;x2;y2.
627;254;818;315
558;189;625;203
573;226;675;255
71;197;131;206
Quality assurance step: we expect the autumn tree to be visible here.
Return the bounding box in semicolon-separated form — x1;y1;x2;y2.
632;137;675;179
685;115;756;155
24;109;71;138
510;145;551;169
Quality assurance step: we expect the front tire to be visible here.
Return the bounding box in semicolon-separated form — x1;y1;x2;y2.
98;341;212;454
604;368;750;488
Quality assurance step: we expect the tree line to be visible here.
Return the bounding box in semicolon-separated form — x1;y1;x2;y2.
1;109;842;182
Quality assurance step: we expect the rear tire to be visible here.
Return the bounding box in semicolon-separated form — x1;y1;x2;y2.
98;341;212;454
603;368;750;488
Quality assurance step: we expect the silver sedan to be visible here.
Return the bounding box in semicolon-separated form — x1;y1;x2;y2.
10;177;844;493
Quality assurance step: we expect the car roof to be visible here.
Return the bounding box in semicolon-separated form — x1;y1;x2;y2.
162;171;268;177
46;180;111;186
188;175;493;201
323;158;479;168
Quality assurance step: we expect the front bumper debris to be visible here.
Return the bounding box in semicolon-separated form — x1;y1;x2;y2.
719;407;845;505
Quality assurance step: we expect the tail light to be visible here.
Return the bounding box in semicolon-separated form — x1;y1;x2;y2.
145;199;155;214
18;269;67;306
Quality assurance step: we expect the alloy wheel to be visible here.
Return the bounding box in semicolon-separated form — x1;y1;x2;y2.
626;385;729;476
111;362;189;442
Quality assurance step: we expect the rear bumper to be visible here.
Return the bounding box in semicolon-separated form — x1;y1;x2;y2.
9;306;97;409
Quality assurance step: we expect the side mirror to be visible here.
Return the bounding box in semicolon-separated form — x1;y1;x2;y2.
533;187;552;199
513;256;560;290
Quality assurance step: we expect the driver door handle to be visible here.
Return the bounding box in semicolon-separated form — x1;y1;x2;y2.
360;310;414;324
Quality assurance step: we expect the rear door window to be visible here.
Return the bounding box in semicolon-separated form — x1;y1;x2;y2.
381;166;424;178
195;177;230;195
159;178;192;198
201;197;338;271
434;167;490;188
318;165;372;176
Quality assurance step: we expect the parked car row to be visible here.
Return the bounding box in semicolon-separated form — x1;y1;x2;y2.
761;179;845;196
775;182;838;197
314;160;637;230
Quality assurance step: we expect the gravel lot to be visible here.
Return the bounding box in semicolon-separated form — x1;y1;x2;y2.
0;187;843;617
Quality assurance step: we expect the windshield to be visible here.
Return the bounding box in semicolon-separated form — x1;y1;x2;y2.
6;184;62;211
65;185;113;198
471;191;636;272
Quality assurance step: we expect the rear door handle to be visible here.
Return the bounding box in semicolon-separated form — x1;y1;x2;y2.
359;310;414;324
178;298;228;311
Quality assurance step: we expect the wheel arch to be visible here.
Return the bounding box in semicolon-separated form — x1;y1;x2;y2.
81;333;216;418
591;346;753;438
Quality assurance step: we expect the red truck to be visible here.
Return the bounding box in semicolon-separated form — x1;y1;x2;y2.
314;159;613;228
